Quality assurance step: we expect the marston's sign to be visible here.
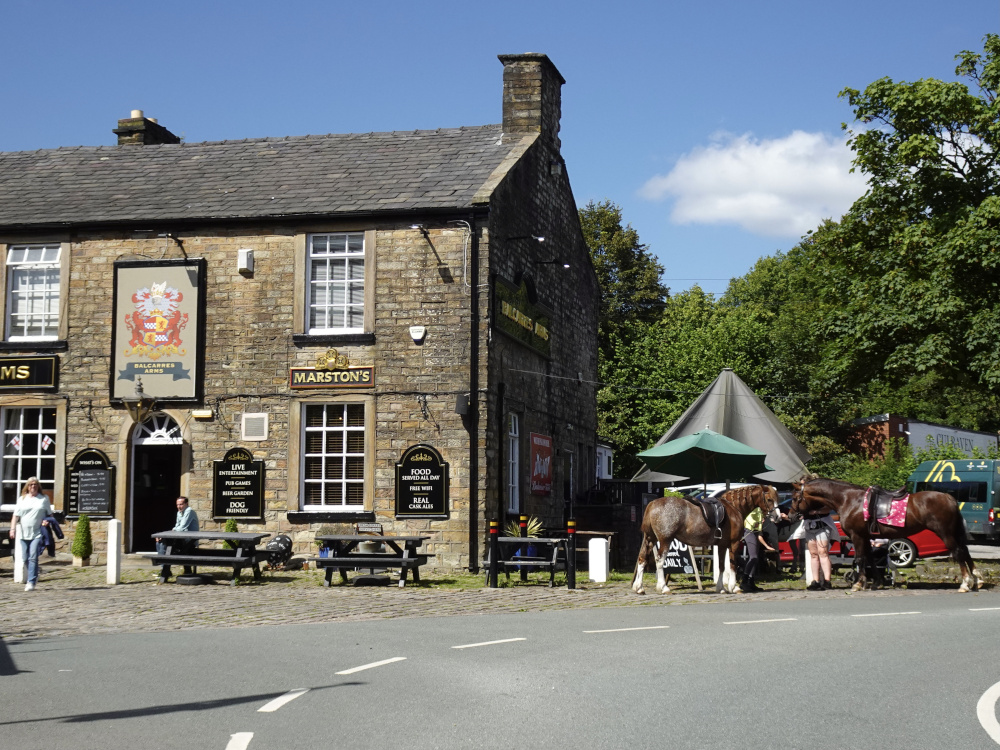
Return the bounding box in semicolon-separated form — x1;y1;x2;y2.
290;348;374;389
0;356;58;391
289;367;374;388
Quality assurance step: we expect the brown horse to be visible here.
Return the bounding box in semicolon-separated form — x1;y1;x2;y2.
791;477;980;592
632;484;779;595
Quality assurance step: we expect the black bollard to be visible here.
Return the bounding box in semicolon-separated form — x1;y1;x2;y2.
566;519;576;589
519;514;528;582
488;520;499;588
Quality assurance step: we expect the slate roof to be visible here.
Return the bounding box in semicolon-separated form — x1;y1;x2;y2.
0;125;518;228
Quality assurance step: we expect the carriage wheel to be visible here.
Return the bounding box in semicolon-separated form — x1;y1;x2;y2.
843;569;856;584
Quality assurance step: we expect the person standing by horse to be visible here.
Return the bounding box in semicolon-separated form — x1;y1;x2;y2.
741;504;776;592
794;508;838;590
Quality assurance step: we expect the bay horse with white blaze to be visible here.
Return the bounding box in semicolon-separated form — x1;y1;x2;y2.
632;484;778;595
791;478;980;592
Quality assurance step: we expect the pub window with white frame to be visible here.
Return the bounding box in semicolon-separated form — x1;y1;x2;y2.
507;413;519;514
1;407;56;505
307;232;365;334
5;244;61;340
301;402;365;509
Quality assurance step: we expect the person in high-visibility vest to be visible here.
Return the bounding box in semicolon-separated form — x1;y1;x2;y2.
741;505;775;593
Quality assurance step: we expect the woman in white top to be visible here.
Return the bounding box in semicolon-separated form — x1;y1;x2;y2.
9;477;53;591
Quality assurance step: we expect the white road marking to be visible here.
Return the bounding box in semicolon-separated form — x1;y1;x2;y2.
452;638;527;649
336;657;407;674
225;732;253;750
257;688;309;713
971;608;1000;612
851;611;921;617
977;680;1000;745
723;618;797;625
583;626;670;633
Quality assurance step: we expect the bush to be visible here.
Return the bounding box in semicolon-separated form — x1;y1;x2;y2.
71;514;93;560
223;518;238;549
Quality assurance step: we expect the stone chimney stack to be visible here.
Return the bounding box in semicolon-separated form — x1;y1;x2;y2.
498;53;565;149
113;109;181;145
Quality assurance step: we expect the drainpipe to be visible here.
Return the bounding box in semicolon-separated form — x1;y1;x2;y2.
468;215;481;572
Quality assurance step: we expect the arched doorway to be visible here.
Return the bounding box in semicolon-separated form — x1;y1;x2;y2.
129;413;183;552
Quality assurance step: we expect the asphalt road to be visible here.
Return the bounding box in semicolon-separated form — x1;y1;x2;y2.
5;592;1000;749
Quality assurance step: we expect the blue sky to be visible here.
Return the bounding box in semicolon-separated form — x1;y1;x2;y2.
2;1;995;295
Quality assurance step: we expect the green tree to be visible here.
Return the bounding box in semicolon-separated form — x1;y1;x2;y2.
792;34;1000;433
578;200;668;360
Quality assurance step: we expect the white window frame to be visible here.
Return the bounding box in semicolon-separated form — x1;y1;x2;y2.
1;406;57;505
507;413;520;514
306;232;366;335
5;244;62;341
300;402;366;511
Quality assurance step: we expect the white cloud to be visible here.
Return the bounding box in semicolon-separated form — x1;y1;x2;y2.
639;131;868;238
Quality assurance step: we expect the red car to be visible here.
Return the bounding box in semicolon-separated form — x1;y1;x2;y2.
773;503;948;568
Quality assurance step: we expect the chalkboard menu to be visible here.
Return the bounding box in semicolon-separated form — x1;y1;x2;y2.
395;444;449;519
212;447;264;520
663;538;695;573
66;448;115;517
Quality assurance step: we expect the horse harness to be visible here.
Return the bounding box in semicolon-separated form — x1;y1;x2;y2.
864;485;909;534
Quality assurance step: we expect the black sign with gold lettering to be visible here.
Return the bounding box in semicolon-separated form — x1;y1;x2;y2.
212;447;265;520
0;356;58;391
395;444;449;519
66;448;114;517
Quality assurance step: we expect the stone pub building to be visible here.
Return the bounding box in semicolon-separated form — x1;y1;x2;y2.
0;53;599;569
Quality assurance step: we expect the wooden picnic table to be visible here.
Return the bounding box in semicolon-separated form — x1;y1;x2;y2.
314;534;430;588
150;530;271;585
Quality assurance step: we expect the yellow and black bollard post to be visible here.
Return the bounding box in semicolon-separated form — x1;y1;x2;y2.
488;520;499;588
566;519;576;589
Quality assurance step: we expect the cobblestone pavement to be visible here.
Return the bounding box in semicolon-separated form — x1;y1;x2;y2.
2;556;996;640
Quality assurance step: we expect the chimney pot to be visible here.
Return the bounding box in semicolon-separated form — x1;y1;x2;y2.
131;109;144;118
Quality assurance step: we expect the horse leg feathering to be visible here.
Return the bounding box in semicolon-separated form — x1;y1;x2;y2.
653;541;670;594
631;537;649;595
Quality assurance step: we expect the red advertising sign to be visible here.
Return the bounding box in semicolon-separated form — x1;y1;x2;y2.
530;433;553;495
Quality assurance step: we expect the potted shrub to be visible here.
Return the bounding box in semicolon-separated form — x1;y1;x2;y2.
222;518;238;549
506;516;544;567
71;514;93;567
315;525;337;557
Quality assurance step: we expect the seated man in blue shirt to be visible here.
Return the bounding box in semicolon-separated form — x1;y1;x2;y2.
155;496;199;581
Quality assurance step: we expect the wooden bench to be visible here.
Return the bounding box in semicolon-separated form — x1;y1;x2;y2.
151;531;271;586
484;537;568;587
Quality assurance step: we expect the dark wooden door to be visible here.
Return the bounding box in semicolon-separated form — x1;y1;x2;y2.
129;444;182;552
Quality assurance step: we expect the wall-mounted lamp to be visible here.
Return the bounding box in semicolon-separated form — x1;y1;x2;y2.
237;248;254;276
535;258;571;269
123;378;156;424
409;325;427;344
410;224;430;237
191;408;214;419
505;235;545;243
